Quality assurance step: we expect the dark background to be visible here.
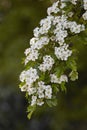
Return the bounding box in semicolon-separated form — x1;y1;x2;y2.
0;0;87;130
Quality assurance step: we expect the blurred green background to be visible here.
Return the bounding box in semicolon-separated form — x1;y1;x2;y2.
0;0;87;130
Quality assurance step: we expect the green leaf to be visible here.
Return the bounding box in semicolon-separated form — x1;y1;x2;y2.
67;58;77;71
27;111;34;120
52;84;59;94
27;105;36;119
60;82;66;92
25;92;29;99
46;98;57;107
69;71;78;81
55;63;65;77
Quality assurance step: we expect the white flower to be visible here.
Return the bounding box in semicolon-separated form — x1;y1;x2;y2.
20;70;26;82
31;96;37;106
38;81;45;88
38;81;52;99
45;85;52;99
24;48;39;64
31;36;49;50
68;22;85;34
55;44;72;61
40;17;51;29
70;0;77;5
38;92;45;99
53;15;68;43
20;67;39;87
59;75;68;83
37;81;45;98
50;74;68;84
43;55;54;64
27;87;36;95
33;27;40;37
39;55;55;72
37;100;44;106
39;16;54;34
50;74;59;83
83;11;87;20
47;1;60;16
29;37;38;46
20;85;27;92
26;68;39;85
68;12;74;17
55;30;68;43
37;86;45;99
60;3;66;9
83;0;87;10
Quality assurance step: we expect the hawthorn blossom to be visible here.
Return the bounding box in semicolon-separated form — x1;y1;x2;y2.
50;74;68;84
55;44;72;61
83;11;87;20
19;0;86;118
39;55;55;72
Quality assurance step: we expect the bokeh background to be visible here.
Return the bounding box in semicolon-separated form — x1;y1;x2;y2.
0;0;87;130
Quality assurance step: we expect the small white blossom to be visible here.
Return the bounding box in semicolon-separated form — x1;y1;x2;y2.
20;70;26;82
20;85;27;92
27;87;36;96
68;12;74;17
30;37;38;46
55;30;68;43
31;96;37;106
20;67;39;87
82;11;87;20
40;17;51;31
37;85;45;99
33;27;40;37
69;22;84;34
25;48;39;64
37;100;44;106
60;3;66;9
50;74;68;84
38;16;54;35
39;55;55;72
38;81;53;99
38;81;45;87
55;44;72;61
83;0;87;10
31;36;49;50
47;1;60;15
45;85;52;99
59;75;68;83
50;74;59;83
70;0;77;5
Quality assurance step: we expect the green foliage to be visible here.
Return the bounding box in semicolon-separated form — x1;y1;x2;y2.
60;82;67;92
46;98;57;107
27;105;36;119
69;70;78;81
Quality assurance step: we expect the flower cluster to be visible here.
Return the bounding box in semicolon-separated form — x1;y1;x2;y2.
20;67;39;88
39;55;54;72
30;81;52;106
19;0;87;119
55;44;72;61
50;74;68;84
